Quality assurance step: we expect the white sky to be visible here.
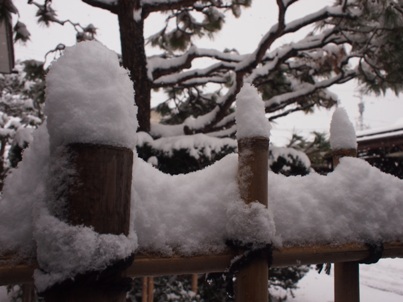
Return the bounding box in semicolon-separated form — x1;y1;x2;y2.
12;0;403;146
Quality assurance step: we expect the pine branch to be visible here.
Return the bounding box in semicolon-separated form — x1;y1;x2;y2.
82;0;118;14
149;47;244;80
153;62;236;87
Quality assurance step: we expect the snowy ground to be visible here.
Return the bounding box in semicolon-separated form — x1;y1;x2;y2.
1;258;402;301
290;258;403;302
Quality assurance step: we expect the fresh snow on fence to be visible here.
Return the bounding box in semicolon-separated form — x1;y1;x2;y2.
330;107;357;150
1;41;403;290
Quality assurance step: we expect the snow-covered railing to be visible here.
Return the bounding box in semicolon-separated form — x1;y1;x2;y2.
1;42;403;302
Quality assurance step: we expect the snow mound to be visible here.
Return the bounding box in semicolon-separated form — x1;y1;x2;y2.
330;107;357;150
236;83;271;139
45;40;138;150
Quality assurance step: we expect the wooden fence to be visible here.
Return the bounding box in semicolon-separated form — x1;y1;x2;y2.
1;134;403;301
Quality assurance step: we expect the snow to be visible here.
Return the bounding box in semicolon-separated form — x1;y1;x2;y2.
330;107;357;150
132;154;247;255
2;41;403;291
236;83;271;139
136;131;236;160
290;259;403;302
13;127;33;148
270;147;311;171
0;123;49;258
44;40;138;150
34;206;136;292
271;157;403;246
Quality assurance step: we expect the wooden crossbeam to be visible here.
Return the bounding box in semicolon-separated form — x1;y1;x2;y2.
2;241;402;286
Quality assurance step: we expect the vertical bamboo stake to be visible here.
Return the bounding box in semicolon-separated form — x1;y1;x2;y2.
43;144;134;302
141;277;154;302
142;277;148;302
147;277;154;302
333;148;359;302
191;274;198;294
235;137;269;302
22;284;35;302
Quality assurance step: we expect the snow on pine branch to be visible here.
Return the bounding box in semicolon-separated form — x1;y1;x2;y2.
247;29;350;83
152;4;358;134
236;4;353;73
265;71;355;112
153;62;236;87
148;46;244;80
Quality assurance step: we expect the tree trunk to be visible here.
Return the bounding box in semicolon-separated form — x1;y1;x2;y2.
117;0;151;133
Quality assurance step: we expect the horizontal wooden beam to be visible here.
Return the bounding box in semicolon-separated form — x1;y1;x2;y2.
1;241;403;285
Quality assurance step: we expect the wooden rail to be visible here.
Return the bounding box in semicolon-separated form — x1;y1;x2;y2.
2;241;402;286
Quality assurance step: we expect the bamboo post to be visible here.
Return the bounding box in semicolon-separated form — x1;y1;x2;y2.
142;277;148;302
21;284;35;302
147;277;154;302
235;137;269;302
141;277;154;302
191;274;198;294
42;144;134;302
333;148;359;302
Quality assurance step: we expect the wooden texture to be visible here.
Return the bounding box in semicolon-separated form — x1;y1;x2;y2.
333;146;359;302
2;242;403;285
142;277;148;302
191;274;198;293
235;137;269;302
141;277;154;302
66;144;133;235
42;144;134;302
334;262;360;302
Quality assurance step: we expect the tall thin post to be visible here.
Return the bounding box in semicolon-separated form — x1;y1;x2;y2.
235;137;269;302
333;148;359;302
42;144;134;302
191;274;198;294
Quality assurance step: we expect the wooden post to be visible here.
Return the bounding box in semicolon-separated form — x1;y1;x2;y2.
42;144;134;302
333;148;359;302
235;137;269;302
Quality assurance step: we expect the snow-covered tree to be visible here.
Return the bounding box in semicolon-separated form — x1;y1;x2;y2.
11;0;403;135
0;60;45;189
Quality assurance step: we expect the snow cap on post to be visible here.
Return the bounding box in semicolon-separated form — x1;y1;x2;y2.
330;107;357;150
236;83;271;140
44;41;138;150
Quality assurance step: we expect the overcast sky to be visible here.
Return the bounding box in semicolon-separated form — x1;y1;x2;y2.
12;0;403;146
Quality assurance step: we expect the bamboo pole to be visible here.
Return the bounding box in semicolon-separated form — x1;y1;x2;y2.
147;277;154;302
191;274;198;294
142;277;148;302
235;137;269;302
2;242;403;285
333;148;359;302
42;144;134;302
21;284;35;302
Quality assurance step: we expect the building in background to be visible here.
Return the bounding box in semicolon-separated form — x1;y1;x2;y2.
357;124;403;179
